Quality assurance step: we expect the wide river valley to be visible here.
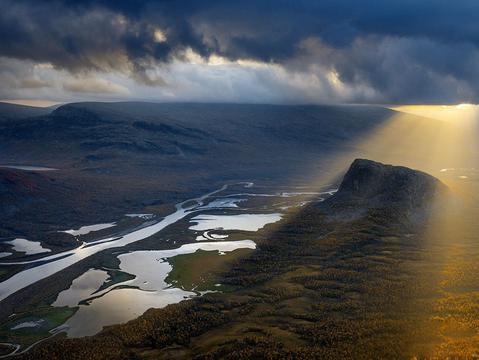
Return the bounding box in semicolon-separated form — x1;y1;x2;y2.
0;181;337;354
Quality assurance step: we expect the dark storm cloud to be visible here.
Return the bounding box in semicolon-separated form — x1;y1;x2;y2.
2;0;479;102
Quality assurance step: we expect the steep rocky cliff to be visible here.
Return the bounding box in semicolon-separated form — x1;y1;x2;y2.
322;159;446;224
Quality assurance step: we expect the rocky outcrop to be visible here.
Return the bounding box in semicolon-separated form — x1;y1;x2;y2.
322;159;447;223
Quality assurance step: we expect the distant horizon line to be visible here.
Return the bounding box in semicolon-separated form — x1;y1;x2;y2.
1;99;477;109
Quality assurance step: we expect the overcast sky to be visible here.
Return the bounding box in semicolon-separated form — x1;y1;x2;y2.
1;0;479;105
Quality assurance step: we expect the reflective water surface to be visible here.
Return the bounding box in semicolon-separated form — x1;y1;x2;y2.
0;182;326;347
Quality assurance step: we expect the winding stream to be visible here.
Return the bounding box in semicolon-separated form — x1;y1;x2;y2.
0;184;230;301
0;181;335;352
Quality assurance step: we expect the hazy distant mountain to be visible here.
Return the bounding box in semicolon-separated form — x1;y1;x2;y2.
0;102;396;171
0;102;54;122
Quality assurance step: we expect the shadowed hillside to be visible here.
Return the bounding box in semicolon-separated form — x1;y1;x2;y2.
0;103;54;123
0;102;394;165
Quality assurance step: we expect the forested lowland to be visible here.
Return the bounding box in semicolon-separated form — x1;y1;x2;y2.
21;159;473;359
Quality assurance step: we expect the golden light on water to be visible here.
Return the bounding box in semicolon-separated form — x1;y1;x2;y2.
390;104;476;122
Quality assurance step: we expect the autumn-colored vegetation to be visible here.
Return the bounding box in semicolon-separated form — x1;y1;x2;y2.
20;167;479;359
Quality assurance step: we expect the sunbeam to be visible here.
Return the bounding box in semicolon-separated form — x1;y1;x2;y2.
273;104;479;357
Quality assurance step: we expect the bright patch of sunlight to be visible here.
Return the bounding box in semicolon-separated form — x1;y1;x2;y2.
0;99;61;107
302;104;479;189
389;104;478;123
